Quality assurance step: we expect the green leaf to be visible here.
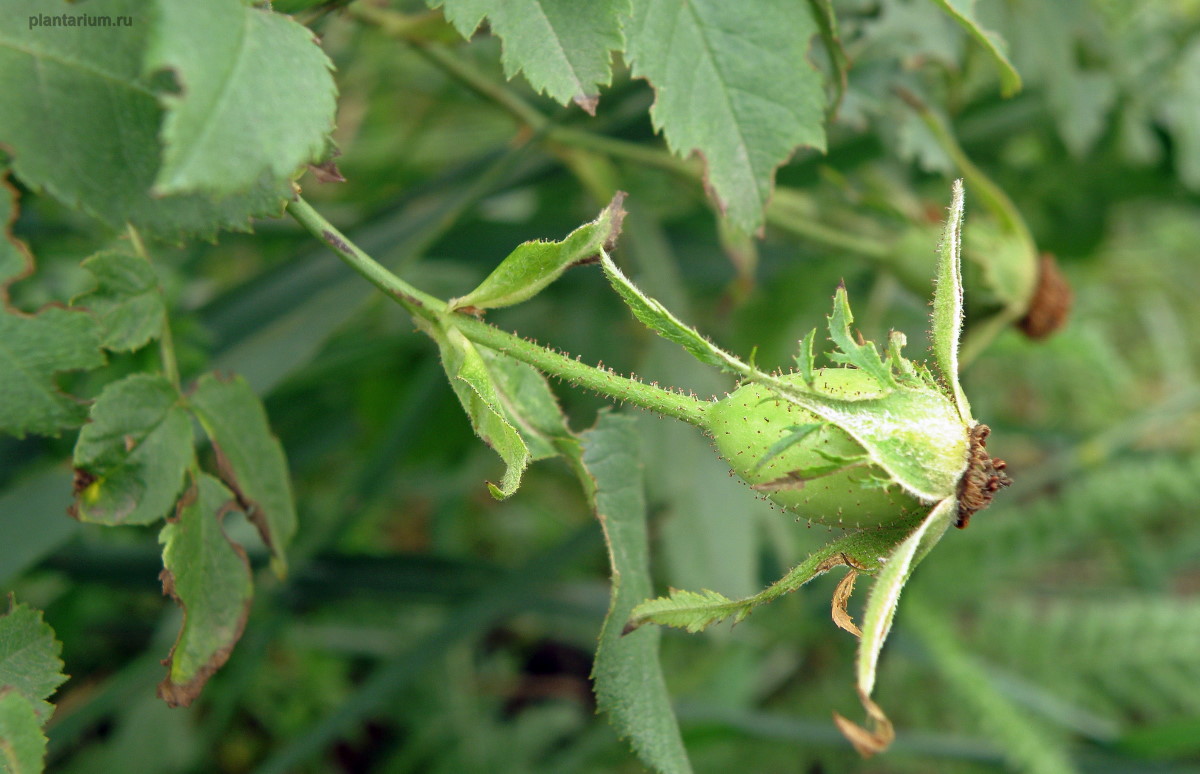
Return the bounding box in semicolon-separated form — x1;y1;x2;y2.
624;0;827;231
0;601;67;723
449;193;626;312
0;307;104;439
477;349;575;461
423;322;530;498
855;497;956;697
629;523;913;634
146;0;337;196
583;413;692;774
599;252;744;374
794;328;816;382
0;0;297;239
826;285;898;389
157;473;254;708
0;179;97;440
0;689;45;774
72;251;166;353
929;0;1022;97
429;0;629;113
931;179;971;423
188;373;297;576
71;374;194;526
832;497;956;755
627;588;742;634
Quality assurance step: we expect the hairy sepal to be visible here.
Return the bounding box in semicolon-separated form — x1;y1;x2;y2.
711;287;969;515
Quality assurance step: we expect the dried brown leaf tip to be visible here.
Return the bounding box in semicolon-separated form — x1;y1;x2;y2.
956;423;1011;529
308;160;346;183
833;689;895;758
831;569;862;638
1018;253;1072;339
602;191;627;254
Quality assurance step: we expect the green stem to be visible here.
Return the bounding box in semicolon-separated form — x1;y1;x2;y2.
766;188;891;261
285;197;710;427
126;224;180;389
897;88;1036;259
550;127;697;178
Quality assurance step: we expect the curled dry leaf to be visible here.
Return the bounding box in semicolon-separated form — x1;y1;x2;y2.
833;689;895;758
832;569;862;638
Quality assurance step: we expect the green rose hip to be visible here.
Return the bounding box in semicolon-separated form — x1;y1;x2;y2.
707;369;927;527
604;181;1012;755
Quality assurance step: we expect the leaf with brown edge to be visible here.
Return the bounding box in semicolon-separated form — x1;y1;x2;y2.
188;372;296;577
157;473;253;708
0;175;105;439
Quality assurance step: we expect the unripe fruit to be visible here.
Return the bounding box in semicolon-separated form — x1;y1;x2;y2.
708;369;931;527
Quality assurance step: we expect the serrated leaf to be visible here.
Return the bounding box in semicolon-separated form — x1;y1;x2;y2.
424;322;530;498
189;373;296;576
583;413;692;774
0;307;104;439
477;349;575;461
429;0;629;113
827;286;897;388
932;179;971;422
157;473;253;708
449;193;626;312
624;0;827;231
599;252;744;373
628;588;741;634
71;373;194;526
0;601;67;723
929;0;1022;96
0;0;297;239
0;689;44;774
835;496;956;753
72;251;166;352
0;177;93;439
629;523;914;634
146;0;337;196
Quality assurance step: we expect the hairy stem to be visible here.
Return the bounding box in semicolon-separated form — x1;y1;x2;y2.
285;197;709;426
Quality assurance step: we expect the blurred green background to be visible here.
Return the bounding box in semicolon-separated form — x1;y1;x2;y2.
3;1;1200;772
